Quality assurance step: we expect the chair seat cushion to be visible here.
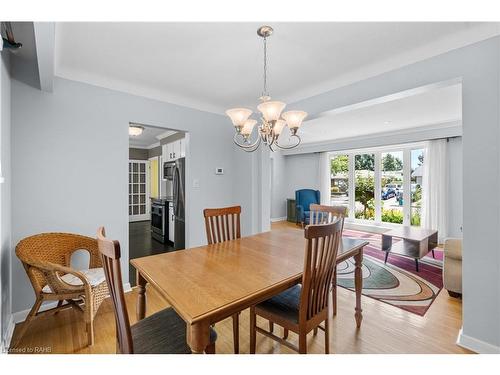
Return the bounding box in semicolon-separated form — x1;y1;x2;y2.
256;284;301;324
131;307;217;354
42;268;106;293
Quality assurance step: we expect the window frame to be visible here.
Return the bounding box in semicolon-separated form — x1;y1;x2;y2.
329;142;425;228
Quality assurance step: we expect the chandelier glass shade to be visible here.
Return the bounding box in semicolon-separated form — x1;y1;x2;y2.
225;26;307;152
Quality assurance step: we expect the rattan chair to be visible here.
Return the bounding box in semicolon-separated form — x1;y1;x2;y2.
15;233;109;347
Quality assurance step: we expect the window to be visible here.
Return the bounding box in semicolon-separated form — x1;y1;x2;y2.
330;154;349;214
329;143;426;227
410;149;424;226
354;154;375;220
381;151;404;224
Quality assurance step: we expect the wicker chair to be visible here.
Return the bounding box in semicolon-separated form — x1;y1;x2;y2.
15;233;109;347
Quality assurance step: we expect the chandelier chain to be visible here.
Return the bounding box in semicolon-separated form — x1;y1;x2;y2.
262;37;268;98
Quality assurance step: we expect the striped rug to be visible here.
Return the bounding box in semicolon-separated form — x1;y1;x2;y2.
337;229;443;316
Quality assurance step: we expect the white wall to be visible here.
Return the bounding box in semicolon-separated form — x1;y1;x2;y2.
10;77;249;314
0;51;12;349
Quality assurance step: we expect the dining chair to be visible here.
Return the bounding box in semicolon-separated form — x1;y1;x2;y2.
97;227;217;354
15;232;109;347
250;220;342;354
203;205;241;353
310;204;347;317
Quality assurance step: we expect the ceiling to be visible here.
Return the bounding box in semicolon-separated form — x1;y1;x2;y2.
55;22;499;114
129;125;176;148
299;83;462;144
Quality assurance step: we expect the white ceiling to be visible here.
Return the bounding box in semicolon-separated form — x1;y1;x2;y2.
299;83;462;144
55;22;499;114
129;125;176;148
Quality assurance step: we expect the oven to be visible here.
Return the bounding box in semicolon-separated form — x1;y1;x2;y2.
151;200;166;243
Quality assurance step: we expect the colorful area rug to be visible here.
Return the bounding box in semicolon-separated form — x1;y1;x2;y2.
337;229;443;316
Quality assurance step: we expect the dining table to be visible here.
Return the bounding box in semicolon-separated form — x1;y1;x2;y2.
130;227;369;353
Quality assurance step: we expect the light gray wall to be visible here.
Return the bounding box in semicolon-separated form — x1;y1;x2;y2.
283;36;500;351
283;153;321;202
148;146;161;158
129;147;148;160
11;77;246;314
0;51;12;348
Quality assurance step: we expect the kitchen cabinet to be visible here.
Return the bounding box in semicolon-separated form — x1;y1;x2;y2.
162;138;185;162
168;203;175;243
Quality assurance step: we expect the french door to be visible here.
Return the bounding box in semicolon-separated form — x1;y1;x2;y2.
330;144;424;227
129;160;150;222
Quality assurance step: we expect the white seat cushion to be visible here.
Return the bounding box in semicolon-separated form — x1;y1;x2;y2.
42;268;106;293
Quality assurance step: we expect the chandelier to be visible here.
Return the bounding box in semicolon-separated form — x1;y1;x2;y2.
225;26;307;152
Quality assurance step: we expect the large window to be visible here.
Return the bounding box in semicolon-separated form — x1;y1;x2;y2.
381;151;404;224
410;149;424;226
330;154;349;213
354;154;375;220
330;144;425;226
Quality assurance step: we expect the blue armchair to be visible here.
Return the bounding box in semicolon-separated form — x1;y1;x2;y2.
295;189;321;226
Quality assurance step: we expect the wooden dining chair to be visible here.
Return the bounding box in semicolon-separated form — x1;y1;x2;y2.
310;204;347;317
250;220;342;354
203;205;241;353
97;227;217;354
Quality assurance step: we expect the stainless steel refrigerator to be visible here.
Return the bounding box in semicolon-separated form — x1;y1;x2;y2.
172;157;185;250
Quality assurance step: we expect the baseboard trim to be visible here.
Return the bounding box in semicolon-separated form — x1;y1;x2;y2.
271;217;287;222
12;282;132;325
457;327;500;354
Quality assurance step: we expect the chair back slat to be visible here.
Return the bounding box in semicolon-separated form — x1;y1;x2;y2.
300;220;342;322
96;227;133;354
310;204;347;231
203;206;242;244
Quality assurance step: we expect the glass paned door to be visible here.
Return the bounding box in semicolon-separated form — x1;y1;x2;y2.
381;151;404;224
354;154;375;220
410;149;424;226
330;154;349;215
129;160;150;222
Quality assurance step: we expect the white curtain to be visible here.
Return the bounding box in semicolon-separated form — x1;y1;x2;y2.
318;152;331;205
422;139;447;241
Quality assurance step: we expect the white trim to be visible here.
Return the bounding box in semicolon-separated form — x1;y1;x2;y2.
155;130;177;140
457;327;500;354
11;283;132;325
270;217;286;222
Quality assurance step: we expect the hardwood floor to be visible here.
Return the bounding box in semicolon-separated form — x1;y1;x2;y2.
9;222;470;354
129;220;176;286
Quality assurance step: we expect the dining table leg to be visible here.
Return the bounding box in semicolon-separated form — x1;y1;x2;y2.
136;271;147;321
354;249;363;328
187;320;211;354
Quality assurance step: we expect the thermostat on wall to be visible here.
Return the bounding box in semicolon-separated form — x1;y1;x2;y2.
215;167;224;175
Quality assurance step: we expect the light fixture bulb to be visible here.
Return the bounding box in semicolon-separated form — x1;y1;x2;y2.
273;119;286;136
257;101;286;122
282;111;307;130
241;119;257;137
129;125;144;136
225;108;253;129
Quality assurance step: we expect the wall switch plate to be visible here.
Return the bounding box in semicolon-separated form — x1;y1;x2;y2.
215;167;224;175
193;179;200;188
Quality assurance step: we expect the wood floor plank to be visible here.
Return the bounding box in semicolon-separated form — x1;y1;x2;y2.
9;222;470;354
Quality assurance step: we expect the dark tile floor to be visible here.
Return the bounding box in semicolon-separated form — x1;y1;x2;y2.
129;220;176;286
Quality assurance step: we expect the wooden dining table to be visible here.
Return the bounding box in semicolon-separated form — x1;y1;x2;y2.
130;227;369;353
